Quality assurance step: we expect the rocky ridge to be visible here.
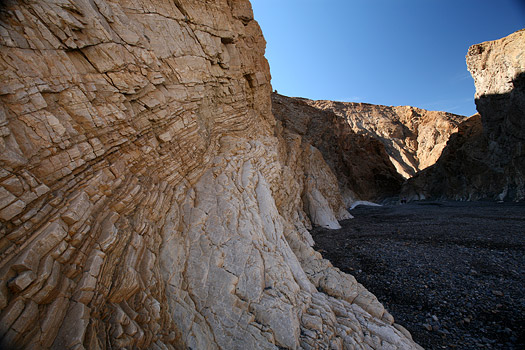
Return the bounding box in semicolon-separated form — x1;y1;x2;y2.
404;29;525;201
305;99;467;179
0;1;421;349
272;93;404;204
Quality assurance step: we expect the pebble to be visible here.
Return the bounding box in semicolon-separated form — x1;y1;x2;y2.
312;201;525;350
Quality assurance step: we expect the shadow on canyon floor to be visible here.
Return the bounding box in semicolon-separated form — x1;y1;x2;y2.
311;201;525;349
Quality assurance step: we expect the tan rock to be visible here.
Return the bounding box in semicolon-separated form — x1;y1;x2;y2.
8;270;36;293
2;176;25;197
0;199;26;221
272;93;404;202
404;30;525;201
11;300;39;336
39;297;70;347
0;298;25;338
0;186;17;209
0;1;422;349
51;302;90;349
306;99;467;179
12;221;67;272
32;260;62;304
60;191;91;226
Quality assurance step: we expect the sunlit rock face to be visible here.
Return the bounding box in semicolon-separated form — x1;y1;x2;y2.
0;1;423;349
305;100;467;179
272;93;404;204
467;29;525;145
403;29;525;201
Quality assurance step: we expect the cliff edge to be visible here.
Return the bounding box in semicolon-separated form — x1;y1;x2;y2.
272;93;404;203
404;30;525;201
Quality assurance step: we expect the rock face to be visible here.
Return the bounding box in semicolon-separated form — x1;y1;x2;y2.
272;93;404;204
0;1;422;349
468;29;525;143
306;100;467;179
404;30;525;201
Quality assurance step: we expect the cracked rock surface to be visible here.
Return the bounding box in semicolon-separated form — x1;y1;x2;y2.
272;93;405;204
304;99;467;179
0;0;421;349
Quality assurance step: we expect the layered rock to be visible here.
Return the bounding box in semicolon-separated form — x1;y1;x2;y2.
272;93;404;204
0;1;421;349
404;30;525;201
306;100;467;179
468;29;525;143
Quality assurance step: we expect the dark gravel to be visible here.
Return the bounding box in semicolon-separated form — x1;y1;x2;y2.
311;201;525;349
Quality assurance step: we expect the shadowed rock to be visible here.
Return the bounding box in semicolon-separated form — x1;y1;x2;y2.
305;99;467;179
404;30;525;201
272;93;404;203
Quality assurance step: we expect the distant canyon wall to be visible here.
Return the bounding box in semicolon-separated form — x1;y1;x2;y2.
0;1;422;349
306;100;467;179
272;93;404;203
404;29;525;201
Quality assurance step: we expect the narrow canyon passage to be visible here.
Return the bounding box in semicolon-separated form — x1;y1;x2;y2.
312;201;525;349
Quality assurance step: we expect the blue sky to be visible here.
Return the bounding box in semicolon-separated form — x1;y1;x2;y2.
250;0;525;116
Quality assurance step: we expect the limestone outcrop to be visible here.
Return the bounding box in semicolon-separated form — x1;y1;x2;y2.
0;1;422;349
404;29;525;201
306;100;467;179
272;93;404;204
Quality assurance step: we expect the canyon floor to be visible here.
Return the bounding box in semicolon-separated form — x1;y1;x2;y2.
311;201;525;349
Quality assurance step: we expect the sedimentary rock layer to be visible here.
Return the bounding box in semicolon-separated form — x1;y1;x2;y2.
306;99;467;179
467;29;525;147
272;93;404;203
0;1;421;349
404;29;525;201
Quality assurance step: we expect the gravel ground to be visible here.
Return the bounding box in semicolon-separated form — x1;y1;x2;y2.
311;201;525;349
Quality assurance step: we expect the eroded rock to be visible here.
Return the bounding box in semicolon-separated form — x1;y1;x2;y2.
0;1;422;349
272;93;404;203
404;30;525;201
305;99;467;179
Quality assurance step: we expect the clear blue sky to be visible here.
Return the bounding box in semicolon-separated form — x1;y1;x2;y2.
251;0;525;116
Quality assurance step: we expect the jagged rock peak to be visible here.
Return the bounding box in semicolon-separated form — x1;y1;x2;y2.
0;1;422;349
467;29;525;98
467;29;525;143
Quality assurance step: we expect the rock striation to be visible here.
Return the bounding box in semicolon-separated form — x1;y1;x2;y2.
306;100;467;179
404;29;525;201
272;93;404;204
0;1;422;349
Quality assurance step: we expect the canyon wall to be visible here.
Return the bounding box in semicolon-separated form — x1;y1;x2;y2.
307;100;467;179
272;93;404;204
0;1;421;349
404;30;525;201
